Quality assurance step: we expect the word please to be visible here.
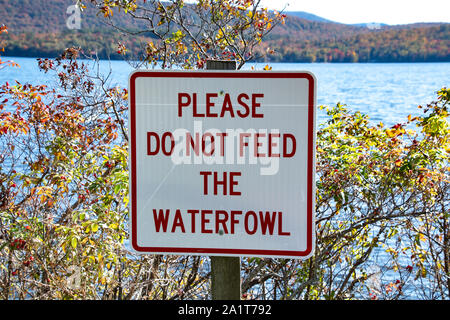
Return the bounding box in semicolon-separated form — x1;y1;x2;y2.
152;209;291;236
178;92;265;118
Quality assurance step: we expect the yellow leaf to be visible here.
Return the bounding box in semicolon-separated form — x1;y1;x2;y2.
386;129;396;138
71;237;77;249
109;223;118;230
91;223;99;233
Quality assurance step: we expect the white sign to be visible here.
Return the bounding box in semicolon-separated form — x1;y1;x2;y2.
129;70;316;259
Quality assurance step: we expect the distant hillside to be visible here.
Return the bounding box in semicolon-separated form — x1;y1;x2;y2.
260;24;450;63
0;0;147;33
0;0;365;40
0;0;449;63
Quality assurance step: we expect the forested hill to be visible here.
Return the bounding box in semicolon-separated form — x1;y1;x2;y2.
0;0;449;62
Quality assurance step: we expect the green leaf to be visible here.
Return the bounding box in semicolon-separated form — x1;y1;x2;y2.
71;237;78;249
91;223;99;233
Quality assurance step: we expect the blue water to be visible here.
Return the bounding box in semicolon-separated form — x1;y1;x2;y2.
1;57;449;127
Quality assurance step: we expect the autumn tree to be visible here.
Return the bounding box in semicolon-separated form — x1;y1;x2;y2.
80;0;286;69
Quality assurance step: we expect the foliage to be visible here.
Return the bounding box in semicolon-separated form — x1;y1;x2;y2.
308;91;448;299
0;40;211;298
78;0;285;69
241;90;449;300
0;24;18;69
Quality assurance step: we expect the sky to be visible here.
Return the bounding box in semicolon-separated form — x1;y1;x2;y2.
258;0;450;25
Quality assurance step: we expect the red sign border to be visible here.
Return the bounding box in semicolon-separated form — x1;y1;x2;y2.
129;70;316;258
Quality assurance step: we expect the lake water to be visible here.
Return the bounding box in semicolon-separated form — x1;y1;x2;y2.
1;57;449;127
